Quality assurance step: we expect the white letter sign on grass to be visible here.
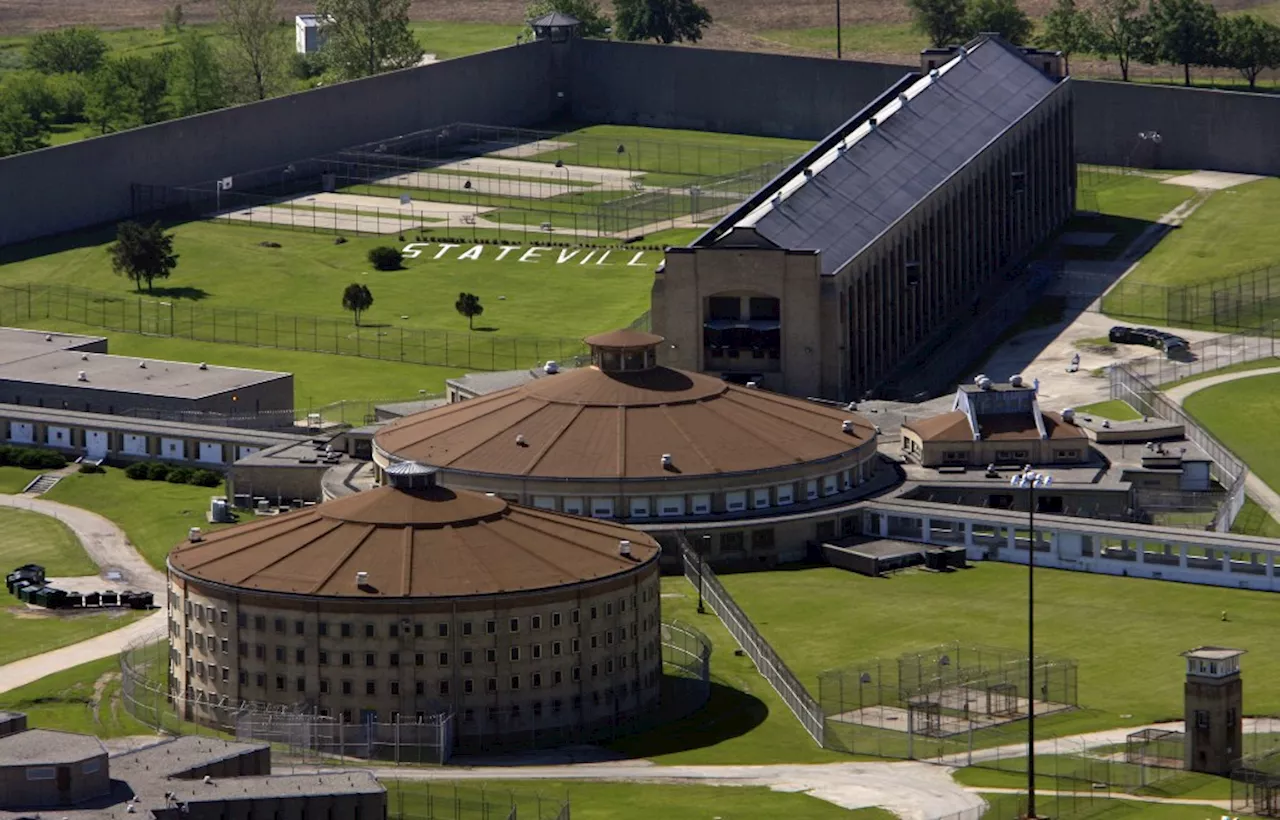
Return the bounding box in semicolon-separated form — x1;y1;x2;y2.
396;243;656;268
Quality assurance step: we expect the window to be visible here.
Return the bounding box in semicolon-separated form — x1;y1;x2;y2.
295;620;304;635
486;648;497;663
552;641;562;657
510;617;520;633
487;678;497;693
464;679;474;694
415;652;425;666
342;652;352;667
752;488;770;509
238;670;248;685
413;623;424;638
1195;710;1210;729
365;624;375;638
571;638;580;653
276;676;285;691
438;622;449;638
532;643;542;659
256;673;266;687
237;612;247;628
366;680;376;695
658;495;685;517
725;490;747;512
222;667;230;682
342;680;353;695
532;496;557;510
274;618;285;634
221;638;229;655
532;672;542;689
341;623;352;638
590;606;598;620
26;767;56;781
438;652;449;666
439;680;450;696
275;646;285;662
220;609;229;625
552;611;562;628
822;475;838;496
365;653;376;667
776;484;794;505
720;531;745;553
563;497;584;515
691;493;711;514
531;615;542;630
295;648;305;664
390;681;399;695
319;650;328;666
389;623;399;638
591;498;614;518
590;636;599;649
318;621;328;637
752;528;775;551
571;608;580;624
510;675;521;690
296;677;306;692
485;619;496;635
510;646;520;661
319;679;330;694
462;650;473;665
554;670;563;685
462;621;473;636
572;666;581;682
629;497;650;518
415;681;425;695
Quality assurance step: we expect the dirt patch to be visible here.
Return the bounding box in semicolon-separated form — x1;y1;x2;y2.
90;669;116;725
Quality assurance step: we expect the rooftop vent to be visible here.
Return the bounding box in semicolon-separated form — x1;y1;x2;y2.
803;168;814;179
1010;374;1024;387
203;775;213;785
543;360;559;374
868;117;878;129
898;92;909;105
771;193;783;207
45;334;52;342
660;453;673;469
974;373;987;386
619;539;632;557
842;420;854;434
846;402;858;411
515;434;526;446
188;527;202;543
929;68;940;79
81;353;89;361
198;362;208;371
138;360;147;369
745;381;759;389
355;571;369;587
77;370;87;382
1062;408;1076;423
978;377;993;390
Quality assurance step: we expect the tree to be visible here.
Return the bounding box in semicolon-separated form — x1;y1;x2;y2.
219;0;288;101
316;0;424;81
0;95;47;157
108;221;178;292
1091;0;1151;81
342;283;374;326
907;0;968;47
26;27;107;74
613;0;712;44
1147;0;1219;86
1217;13;1280;90
2;72;59;131
1040;0;1095;73
525;0;612;38
963;0;1033;44
171;31;226;115
163;3;187;33
85;56;169;133
455;292;484;330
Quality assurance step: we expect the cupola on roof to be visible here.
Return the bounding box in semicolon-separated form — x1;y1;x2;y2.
168;472;659;598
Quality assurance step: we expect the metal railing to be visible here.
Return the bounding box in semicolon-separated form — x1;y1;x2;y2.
677;532;825;744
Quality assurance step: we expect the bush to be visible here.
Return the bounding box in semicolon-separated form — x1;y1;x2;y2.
15;449;66;470
290;51;326;79
124;461;151;480
146;462;171;481
367;246;403;271
190;469;223;488
78;462;105;474
166;467;194;484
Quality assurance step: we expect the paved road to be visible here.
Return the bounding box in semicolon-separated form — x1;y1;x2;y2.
1162;366;1280;523
0;494;166;696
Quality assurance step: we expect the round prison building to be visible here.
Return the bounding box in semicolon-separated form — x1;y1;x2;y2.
166;462;663;752
372;330;882;568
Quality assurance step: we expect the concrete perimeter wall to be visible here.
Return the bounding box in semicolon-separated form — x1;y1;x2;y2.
0;42;556;247
568;40;913;140
1073;80;1280;175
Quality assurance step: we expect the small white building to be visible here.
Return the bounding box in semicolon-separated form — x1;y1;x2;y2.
295;14;330;54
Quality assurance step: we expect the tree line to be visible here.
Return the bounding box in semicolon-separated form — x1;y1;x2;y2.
909;0;1280;88
0;0;713;159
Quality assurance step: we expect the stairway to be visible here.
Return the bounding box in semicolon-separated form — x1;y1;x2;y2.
22;473;62;495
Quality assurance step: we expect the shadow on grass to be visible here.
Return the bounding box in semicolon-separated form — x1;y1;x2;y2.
472;326;499;333
142;286;210;301
606;679;770;759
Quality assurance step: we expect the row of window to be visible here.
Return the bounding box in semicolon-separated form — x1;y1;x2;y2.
528;470;863;519
188;653;653;694
184;629;646;665
178;588;657;637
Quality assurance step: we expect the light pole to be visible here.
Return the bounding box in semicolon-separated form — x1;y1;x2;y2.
1010;466;1052;819
836;0;842;59
1127;130;1162;170
698;534;711;614
616;143;632;178
554;158;572;200
463;180;476;240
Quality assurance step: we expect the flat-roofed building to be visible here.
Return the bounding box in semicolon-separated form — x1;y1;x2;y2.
652;35;1074;400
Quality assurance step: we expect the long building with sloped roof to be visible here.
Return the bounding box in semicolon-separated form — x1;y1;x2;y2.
651;34;1074;401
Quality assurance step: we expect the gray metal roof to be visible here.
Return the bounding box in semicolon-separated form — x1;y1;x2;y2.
0;350;289;399
703;36;1061;275
530;11;581;26
0;403;307;446
0;729;106;766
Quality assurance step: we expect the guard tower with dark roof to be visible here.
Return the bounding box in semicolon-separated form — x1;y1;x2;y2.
653;34;1074;401
530;11;581;42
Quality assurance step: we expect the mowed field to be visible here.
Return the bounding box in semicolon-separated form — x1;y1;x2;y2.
720;563;1280;733
1184;372;1280;493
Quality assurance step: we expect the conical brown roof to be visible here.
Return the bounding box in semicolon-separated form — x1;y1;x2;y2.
168;484;658;598
375;365;875;479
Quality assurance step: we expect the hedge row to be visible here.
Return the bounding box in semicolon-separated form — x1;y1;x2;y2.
0;445;67;470
124;462;222;487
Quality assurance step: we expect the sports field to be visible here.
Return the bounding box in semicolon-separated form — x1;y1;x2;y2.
720;563;1280;735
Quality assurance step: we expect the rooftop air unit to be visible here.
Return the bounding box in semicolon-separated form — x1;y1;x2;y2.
745;381;759;389
77;371;87;382
660;453;673;469
619;540;632;557
803;168;814;179
199;362;208;370
44;334;52;341
544;360;560;374
929;68;940;79
978;377;993;390
355;571;369;587
974;373;987;386
842;420;854;434
1062;408;1076;423
516;434;526;446
81;353;89;361
188;527;203;543
138;360;147;369
1010;374;1024;387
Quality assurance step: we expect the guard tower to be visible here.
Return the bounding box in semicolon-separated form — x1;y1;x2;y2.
529;11;581;42
1182;646;1245;775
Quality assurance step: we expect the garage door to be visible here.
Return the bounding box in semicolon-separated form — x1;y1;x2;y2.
198;442;224;464
122;434;148;457
9;422;33;444
160;438;184;460
46;426;70;447
236;446;260;460
85;430;109;459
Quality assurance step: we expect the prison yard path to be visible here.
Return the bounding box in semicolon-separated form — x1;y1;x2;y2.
0;493;166;696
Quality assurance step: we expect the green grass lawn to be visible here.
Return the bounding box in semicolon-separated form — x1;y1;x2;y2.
0;222;658;341
1184;372;1280;493
0;506;97;576
43;467;229;571
606;577;849;765
760;23;926;57
0;654;156;738
1231;497;1280;538
1073;399;1142;421
0;606;146;667
720;563;1280;737
1071;171;1194;263
1124;178;1280;288
952;755;1233;800
0;465;51;494
387;779;895;820
1159;356;1280;389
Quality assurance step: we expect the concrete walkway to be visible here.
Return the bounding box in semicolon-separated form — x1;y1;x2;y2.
0;494;167;696
969;786;1231;810
1161;366;1280;524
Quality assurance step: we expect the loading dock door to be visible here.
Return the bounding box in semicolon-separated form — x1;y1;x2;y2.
85;430;109;459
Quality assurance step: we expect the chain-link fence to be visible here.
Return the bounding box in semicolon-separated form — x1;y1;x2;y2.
1119;322;1280;386
0;282;594;373
1098;264;1280;331
388;781;569;820
1110;363;1249;531
677;532;824;744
